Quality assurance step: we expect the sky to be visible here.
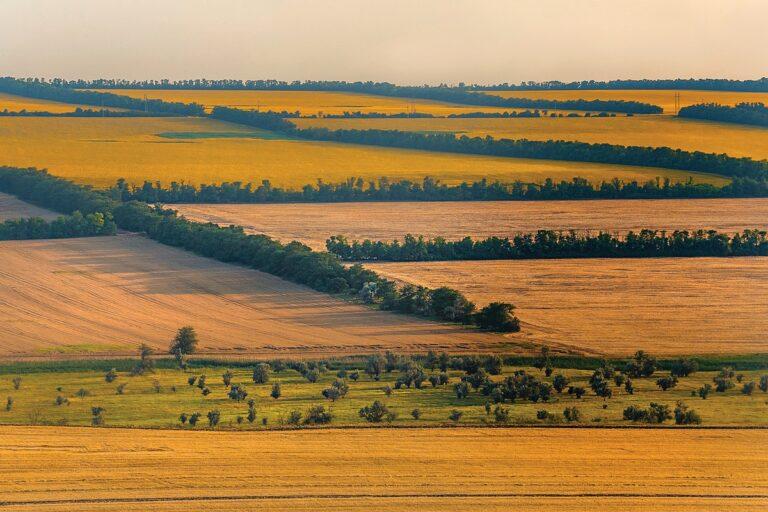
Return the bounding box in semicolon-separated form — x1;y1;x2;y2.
1;0;766;85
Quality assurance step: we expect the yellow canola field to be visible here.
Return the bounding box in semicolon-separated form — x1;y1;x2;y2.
481;88;768;114
2;426;767;512
92;88;523;116
0;117;723;188
293;115;768;161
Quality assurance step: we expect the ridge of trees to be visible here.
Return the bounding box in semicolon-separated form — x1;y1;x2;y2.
0;211;116;240
111;175;768;204
45;78;661;114
0;77;205;116
678;102;768;128
325;229;768;262
474;77;768;92
0;166;517;332
210;108;768;180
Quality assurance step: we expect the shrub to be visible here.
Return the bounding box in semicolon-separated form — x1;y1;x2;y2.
348;370;360;382
439;373;450;385
236;416;244;424
321;379;349;401
179;412;188;424
365;354;386;381
359;400;389;423
207;410;221;427
382;385;393;396
336;369;348;379
674;401;702;425
196;375;207;389
75;388;90;398
105;369;118;383
12;376;21;390
270;382;282;400
698;383;712;399
624;379;634;395
552;374;569;393
563;407;582;422
742;382;756;395
305;405;332;425
624;350;657;378
484;355;503;375
647;403;672;424
91;406;105;426
493;405;510;423
536;410;551;420
247;407;257;424
623;405;647;422
252;364;270;384
613;374;625;387
228;384;248;401
286;410;303;425
760;375;768;393
568;386;586;399
670;359;699;378
713;376;734;393
201;387;211;396
656;376;678;391
187;376;197;386
222;370;233;387
448;409;463;422
5;397;13;412
261;417;268;426
131;344;155;376
152;380;162;393
454;381;470;399
428;375;440;388
303;369;320;383
411;408;421;420
188;412;201;426
474;302;520;332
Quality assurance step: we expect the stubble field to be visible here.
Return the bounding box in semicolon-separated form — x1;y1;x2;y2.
1;426;766;511
364;258;768;356
171;198;768;251
0;192;58;221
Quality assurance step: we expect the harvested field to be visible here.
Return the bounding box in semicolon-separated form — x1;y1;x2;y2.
0;234;504;359
293;115;768;160
0;92;101;114
172;198;768;251
1;426;767;511
0;192;58;221
0;117;721;189
480;89;768;114
91;88;522;115
364;258;768;356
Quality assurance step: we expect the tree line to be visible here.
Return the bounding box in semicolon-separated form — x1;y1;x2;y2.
0;211;116;240
0;108;177;118
476;77;768;92
0;166;518;332
111;175;768;204
49;78;662;114
678;102;768;128
210;108;768;180
0;77;205;116
326;229;768;262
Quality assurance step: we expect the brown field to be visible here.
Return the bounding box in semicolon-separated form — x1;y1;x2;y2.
481;89;768;114
1;426;766;511
293;115;768;161
364;258;768;356
0;234;507;359
172;198;768;251
91;88;522;116
0;192;58;221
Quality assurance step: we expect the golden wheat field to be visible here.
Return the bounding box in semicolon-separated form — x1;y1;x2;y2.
364;258;768;356
92;88;523;116
0;234;508;359
1;426;766;512
0;117;723;189
293;115;768;160
481;89;768;114
0;91;102;114
172;198;768;251
0;192;58;221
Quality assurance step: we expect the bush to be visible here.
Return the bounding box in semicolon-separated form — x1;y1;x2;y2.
131;344;155;376
116;383;127;395
286;410;303;425
536;410;552;421
698;383;712;399
760;375;768;393
188;412;201;426
75;388;90;398
493;405;510;423
91;406;105;426
359;400;389;423
222;370;233;387
624;350;657;378
484;355;503;375
271;382;282;400
448;409;463;422
742;382;756;395
613;374;625;387
207;410;221;427
105;369;118;383
228;384;248;401
623;405;647;422
674;401;702;425
179;412;188;424
304;369;320;383
348;370;360;381
670;359;699;378
196;375;206;389
12;376;22;390
563;407;582;422
454;381;470;399
568;386;586;399
473;302;520;332
152;380;162;393
5;397;13;412
322;379;349;401
713;376;734;393
552;374;569;393
656;376;678;391
305;405;332;425
252;363;270;384
201;387;211;396
187;376;197;386
624;379;634;395
647;403;672;424
382;385;393;396
411;408;421;420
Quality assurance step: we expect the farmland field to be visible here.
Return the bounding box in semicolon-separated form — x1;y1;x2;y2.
1;426;766;511
364;258;768;356
0;234;504;359
480;89;768;114
0;91;105;114
0;191;58;221
172;198;768;251
293;115;768;160
0;117;724;189
91;88;525;116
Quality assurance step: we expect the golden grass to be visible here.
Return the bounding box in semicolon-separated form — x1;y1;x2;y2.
172;198;768;251
0;92;101;114
364;258;768;356
0;117;724;189
0;234;505;359
293;115;768;161
0;192;58;221
2;426;767;511
481;89;768;114
91;88;523;115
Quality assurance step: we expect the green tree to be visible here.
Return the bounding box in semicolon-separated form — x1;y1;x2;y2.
169;326;198;362
270;382;282;400
252;363;270;384
359;400;389;422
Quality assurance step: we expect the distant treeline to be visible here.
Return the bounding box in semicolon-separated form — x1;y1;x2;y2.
319;110;602;119
0;211;116;240
51;78;662;114
0;77;205;116
0;166;517;332
0;108;177;117
678;102;768;128
326;230;768;262
111;175;768;204
211;108;768;180
475;77;768;92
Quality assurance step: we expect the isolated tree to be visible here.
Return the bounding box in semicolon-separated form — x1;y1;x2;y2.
303;369;320;383
187;376;197;386
359;400;389;423
222;370;233;388
613;374;625;387
91;406;105;426
5;397;13;412
552;374;569;393
624;379;634;395
474;302;520;332
207;410;221;427
188;412;201;426
270;382;282;400
646;403;672;424
228;384;248;401
656;376;678;391
305;405;332;425
698;383;712;399
247;403;257;424
454;381;470;399
169;326;198;364
563;406;582;422
349;370;360;382
11;377;21;390
196;375;207;389
131;344;155;375
252;363;270;384
152;380;162;393
105;369;118;383
365;354;386;381
742;381;756;395
179;412;188;425
411;408;421;420
116;383;127;395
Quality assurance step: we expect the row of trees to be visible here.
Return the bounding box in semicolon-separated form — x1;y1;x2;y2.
211;108;768;180
0;77;204;116
0;107;176;117
678;102;768;128
326;229;768;262
51;78;661;113
0;211;116;240
111;175;768;204
476;77;768;92
0;167;517;332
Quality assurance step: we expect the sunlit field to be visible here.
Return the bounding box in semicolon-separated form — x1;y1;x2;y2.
0;117;723;188
480;89;768;114
0;91;105;114
293;115;768;160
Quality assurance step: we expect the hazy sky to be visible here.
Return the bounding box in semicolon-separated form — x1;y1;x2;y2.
1;0;766;84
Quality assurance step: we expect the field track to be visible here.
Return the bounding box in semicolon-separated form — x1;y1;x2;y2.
172;198;768;251
0;234;505;359
1;426;766;511
365;258;768;356
0;192;58;221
